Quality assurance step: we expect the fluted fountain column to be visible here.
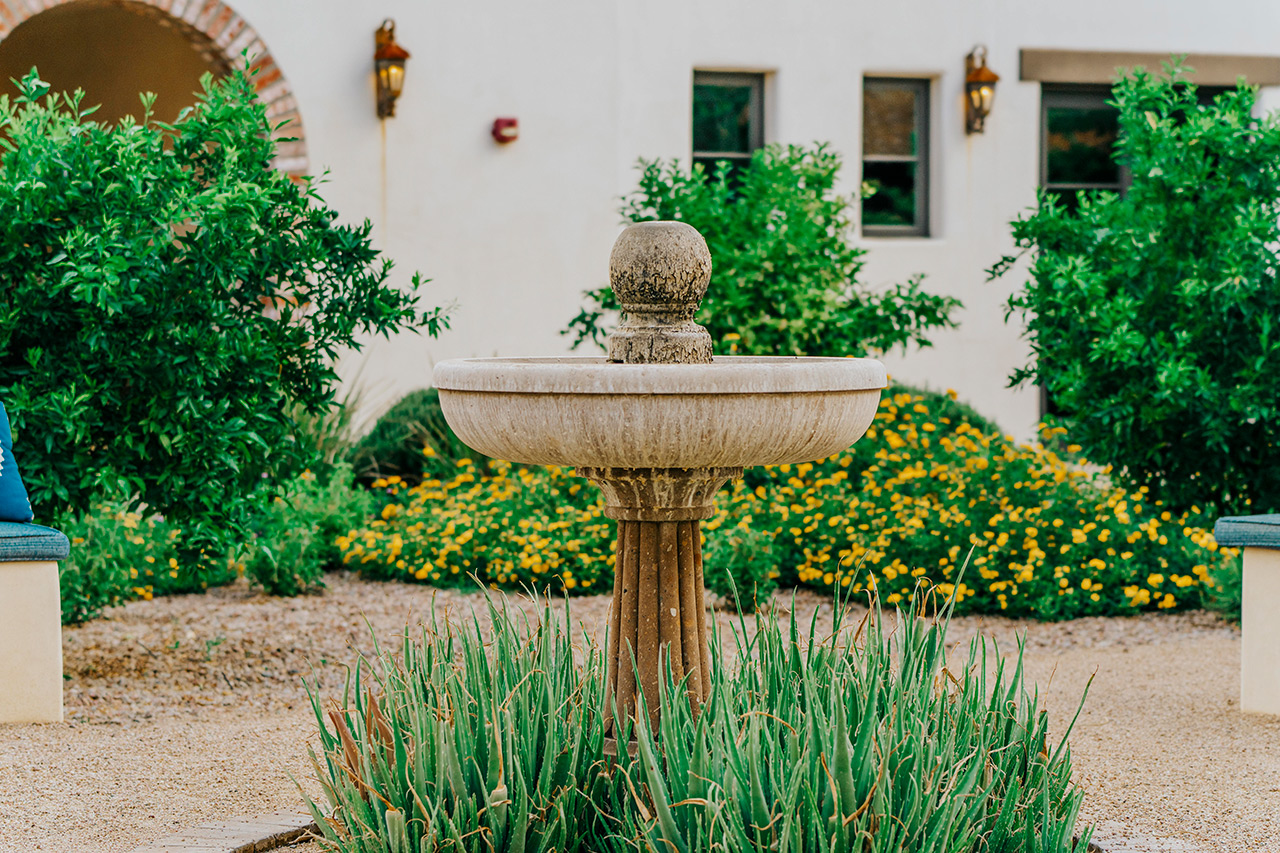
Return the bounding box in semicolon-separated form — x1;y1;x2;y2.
578;466;739;727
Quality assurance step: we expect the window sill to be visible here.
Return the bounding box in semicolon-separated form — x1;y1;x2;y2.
858;234;940;244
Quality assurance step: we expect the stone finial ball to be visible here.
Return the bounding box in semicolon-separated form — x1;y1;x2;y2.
609;221;712;309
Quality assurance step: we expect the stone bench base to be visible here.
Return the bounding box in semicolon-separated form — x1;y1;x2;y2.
1239;547;1280;715
1214;514;1280;716
0;559;63;723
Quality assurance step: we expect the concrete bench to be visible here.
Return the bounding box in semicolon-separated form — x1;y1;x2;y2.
1212;514;1280;715
0;521;70;723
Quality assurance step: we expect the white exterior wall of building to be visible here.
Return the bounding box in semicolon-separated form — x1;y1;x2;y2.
224;0;1280;434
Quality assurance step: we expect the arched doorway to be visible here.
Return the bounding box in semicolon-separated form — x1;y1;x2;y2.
0;0;307;176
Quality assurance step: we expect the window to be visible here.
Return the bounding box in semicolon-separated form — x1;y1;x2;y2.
692;72;764;178
1040;83;1228;204
862;77;929;236
1040;85;1125;202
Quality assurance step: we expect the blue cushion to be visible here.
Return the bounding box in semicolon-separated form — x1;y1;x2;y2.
0;403;32;522
0;521;68;561
1214;515;1280;550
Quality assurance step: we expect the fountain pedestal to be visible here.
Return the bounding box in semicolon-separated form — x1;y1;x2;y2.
579;465;741;725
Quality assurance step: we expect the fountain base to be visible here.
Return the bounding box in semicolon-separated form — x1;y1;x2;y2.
579;466;741;729
607;518;710;728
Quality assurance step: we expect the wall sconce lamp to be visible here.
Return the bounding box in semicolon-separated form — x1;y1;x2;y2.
374;19;410;119
964;45;999;134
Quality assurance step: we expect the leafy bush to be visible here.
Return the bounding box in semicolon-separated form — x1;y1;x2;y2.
565;145;958;358
342;386;1235;619
349;388;486;485
0;67;445;560
307;592;1092;852
244;464;373;596
994;63;1280;515
57;463;373;621
58;502;236;624
701;524;776;612
1204;559;1243;623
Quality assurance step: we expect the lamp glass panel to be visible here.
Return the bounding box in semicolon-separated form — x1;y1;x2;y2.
385;63;404;96
693;84;753;154
1046;107;1119;185
863;83;917;156
978;84;995;112
862;161;916;226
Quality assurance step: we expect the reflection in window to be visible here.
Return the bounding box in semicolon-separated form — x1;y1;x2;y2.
862;77;929;236
1041;86;1125;205
692;72;763;179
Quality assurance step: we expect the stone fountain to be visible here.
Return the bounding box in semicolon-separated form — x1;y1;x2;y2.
434;221;886;729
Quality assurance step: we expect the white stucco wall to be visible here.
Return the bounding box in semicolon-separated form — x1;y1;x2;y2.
215;0;1280;433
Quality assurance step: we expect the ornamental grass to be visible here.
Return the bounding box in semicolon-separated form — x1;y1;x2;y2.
339;386;1234;621
305;590;1091;853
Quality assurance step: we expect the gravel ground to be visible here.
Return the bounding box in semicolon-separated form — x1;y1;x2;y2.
0;571;1274;853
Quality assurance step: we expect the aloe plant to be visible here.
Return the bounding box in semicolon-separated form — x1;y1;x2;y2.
305;588;1092;853
606;594;1092;852
304;598;612;853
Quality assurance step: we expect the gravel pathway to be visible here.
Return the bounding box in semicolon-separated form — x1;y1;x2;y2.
0;572;1274;852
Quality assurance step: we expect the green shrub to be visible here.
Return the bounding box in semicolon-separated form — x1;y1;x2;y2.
58;502;235;624
349;388;487;485
565;144;958;358
306;591;1092;852
701;524;777;612
1204;559;1243;623
0;67;445;560
343;385;1234;619
58;507;135;624
57;462;374;621
288;387;364;482
994;62;1280;515
244;464;373;596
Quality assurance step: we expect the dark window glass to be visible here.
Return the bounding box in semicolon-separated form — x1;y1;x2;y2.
862;161;917;227
1046;107;1121;185
692;72;763;178
693;84;753;153
1040;86;1126;200
862;78;929;236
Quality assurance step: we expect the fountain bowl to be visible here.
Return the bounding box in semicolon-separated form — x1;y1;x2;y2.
433;355;887;470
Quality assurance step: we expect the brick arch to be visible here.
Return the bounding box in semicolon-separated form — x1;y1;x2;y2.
0;0;308;176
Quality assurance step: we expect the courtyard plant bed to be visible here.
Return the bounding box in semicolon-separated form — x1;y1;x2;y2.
2;571;1263;852
339;386;1235;621
306;588;1092;852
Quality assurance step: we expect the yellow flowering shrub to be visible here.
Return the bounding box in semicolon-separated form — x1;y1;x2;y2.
720;389;1235;618
343;454;615;593
342;388;1237;619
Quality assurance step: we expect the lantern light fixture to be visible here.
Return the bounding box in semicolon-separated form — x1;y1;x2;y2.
964;45;999;134
374;18;410;119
